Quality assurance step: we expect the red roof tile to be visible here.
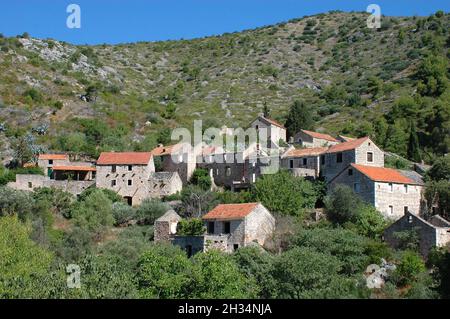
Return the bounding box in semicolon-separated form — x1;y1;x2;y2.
150;145;176;156
202;203;260;220
326;137;369;153
38;154;69;160
97;152;152;165
301;130;338;142
351;164;416;184
284;147;328;158
52;165;96;172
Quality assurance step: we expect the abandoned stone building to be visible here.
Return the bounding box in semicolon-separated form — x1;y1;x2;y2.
321;137;384;182
154;209;182;242
250;115;287;148
201;202;275;252
150;143;197;185
328;163;424;220
158;203;276;256
197;150;278;191
292;129;339;148
7;153;96;196
384;212;450;257
96;151;182;206
281;146;328;179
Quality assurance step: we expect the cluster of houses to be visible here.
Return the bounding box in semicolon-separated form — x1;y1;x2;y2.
6;114;450;256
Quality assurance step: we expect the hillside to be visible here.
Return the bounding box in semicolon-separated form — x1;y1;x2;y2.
0;11;448;163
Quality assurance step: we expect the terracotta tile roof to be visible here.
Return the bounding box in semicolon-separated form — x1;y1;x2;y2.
351;164;417;184
301;130;338;142
284;147;328;158
202;203;260;220
38;154;69;160
52;165;96;172
150;145;176;156
97;152;152;165
326;137;369;153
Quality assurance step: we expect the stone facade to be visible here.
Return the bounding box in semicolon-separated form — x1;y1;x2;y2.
203;203;275;252
250;116;286;148
293;130;339;148
96;161;155;206
322;137;384;182
7;174;95;196
328;165;423;220
154;209;182;242
148;172;183;198
384;212;450;257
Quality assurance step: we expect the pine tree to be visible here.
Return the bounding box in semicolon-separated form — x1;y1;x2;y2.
284;100;313;137
263;100;270;118
407;121;422;163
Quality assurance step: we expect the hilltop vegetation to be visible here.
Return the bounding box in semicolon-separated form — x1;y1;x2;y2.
0;11;448;164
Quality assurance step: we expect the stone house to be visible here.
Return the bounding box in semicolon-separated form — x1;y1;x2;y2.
95;151;181;206
293;129;339;148
321;137;384;182
197;150;277;191
8;153;96;196
250;115;287;148
37;154;70;176
384;212;450;257
281;146;328;179
201;202;276;252
167;203;275;255
328;163;424;220
150;143;197;185
154;209;182;242
148;172;183;198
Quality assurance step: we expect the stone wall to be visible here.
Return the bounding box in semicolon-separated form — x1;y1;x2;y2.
322;138;384;181
148;172;183;198
96;162;153;206
375;182;423;219
244;204;276;247
293;131;338;148
281;155;320;178
172;236;205;256
384;212;440;257
328;166;375;205
8;174;94;196
206;219;245;251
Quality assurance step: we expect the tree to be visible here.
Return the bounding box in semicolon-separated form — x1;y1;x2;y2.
427;156;450;181
180;185;218;218
11;136;34;167
351;204;388;239
135;198;170;225
289;226;370;275
271;247;362;299
0;216;53;298
262;100;270;118
188;250;259;298
428;249;450;298
0;186;34;219
137;243;191;298
71;189;115;238
416;55;448;97
176;218;205;236
407;121;422;162
252;170;318;217
111;201;135;226
190;168;212;191
324;184;363;224
232;246;277;298
284;100;313;137
393;250;426;286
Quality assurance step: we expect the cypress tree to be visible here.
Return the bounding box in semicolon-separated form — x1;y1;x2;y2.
284;100;313;138
407;121;422;162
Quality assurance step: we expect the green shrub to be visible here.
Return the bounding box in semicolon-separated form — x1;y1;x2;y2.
135;198;170;225
176;218;205;236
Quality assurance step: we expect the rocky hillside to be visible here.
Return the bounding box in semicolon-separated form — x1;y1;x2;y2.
0;11;448;162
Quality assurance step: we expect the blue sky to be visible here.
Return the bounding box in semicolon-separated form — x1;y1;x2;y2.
0;0;448;45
